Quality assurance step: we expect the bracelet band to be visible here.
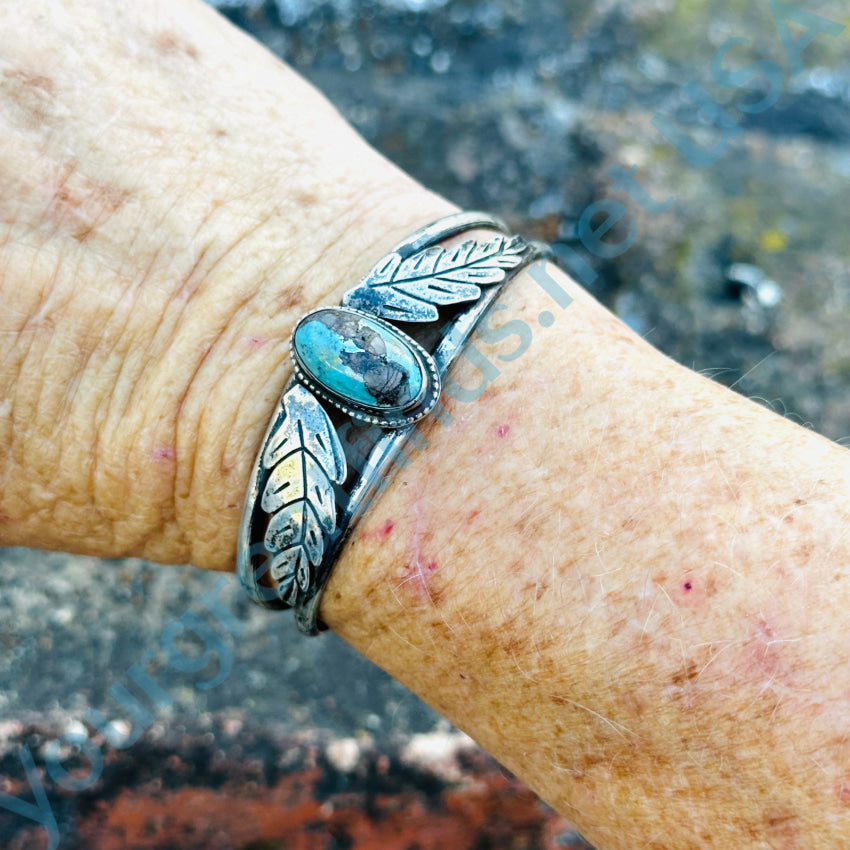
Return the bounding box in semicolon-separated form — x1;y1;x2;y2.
236;211;551;635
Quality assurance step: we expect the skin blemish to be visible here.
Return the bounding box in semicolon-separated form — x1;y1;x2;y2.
47;162;129;241
153;445;176;463
670;661;700;687
397;558;441;605
837;780;850;805
675;575;717;609
466;508;481;522
523;579;549;601
764;809;800;846
496;423;511;438
794;541;814;561
154;31;200;61
359;518;395;542
739;617;801;687
3;68;54;94
247;335;267;352
277;286;305;312
396;483;442;603
1;68;57;129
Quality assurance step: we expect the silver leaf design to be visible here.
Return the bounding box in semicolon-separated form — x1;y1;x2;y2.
342;234;528;321
261;385;346;601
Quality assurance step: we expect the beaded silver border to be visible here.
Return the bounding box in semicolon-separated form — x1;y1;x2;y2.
289;306;441;428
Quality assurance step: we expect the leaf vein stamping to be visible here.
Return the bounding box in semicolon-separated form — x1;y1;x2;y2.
260;385;346;598
343;234;528;322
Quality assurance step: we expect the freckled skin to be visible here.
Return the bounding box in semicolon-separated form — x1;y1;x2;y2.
3;3;850;848
324;262;850;848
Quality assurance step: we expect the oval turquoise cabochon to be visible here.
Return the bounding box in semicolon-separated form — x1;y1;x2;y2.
293;308;426;413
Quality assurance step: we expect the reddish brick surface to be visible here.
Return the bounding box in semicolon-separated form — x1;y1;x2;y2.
0;719;593;850
78;778;578;850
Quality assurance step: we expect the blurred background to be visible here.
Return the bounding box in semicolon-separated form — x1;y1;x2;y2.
1;0;848;847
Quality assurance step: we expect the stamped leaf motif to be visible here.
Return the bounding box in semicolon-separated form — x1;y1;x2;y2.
343;234;528;322
261;385;346;604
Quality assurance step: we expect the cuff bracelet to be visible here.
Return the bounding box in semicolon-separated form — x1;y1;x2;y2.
236;211;551;634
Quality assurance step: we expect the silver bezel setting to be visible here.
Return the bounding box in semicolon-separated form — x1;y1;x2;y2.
290;306;441;429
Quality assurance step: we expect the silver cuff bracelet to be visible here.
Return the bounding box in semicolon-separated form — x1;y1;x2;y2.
236;211;551;635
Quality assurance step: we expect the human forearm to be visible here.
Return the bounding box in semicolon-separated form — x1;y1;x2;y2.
4;1;850;847
0;0;454;563
323;262;850;848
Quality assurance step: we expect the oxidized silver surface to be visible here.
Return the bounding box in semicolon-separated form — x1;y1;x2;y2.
237;211;552;634
342;233;530;322
260;384;346;605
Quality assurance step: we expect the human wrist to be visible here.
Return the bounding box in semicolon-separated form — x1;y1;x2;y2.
166;181;460;569
0;166;457;565
0;0;458;564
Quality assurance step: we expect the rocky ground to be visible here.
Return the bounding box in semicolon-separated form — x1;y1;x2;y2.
2;0;849;847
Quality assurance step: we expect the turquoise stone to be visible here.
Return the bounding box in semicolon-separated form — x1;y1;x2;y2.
293;308;425;412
